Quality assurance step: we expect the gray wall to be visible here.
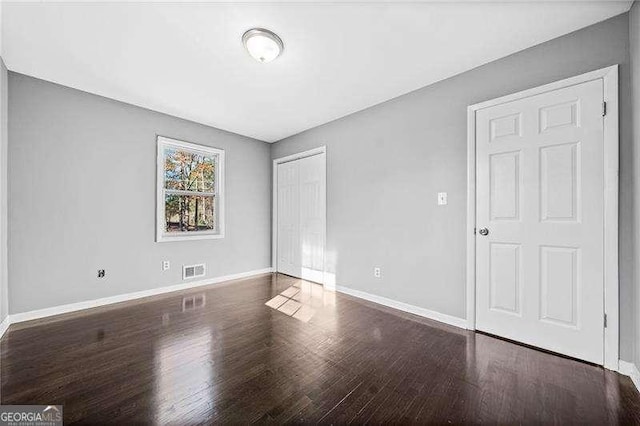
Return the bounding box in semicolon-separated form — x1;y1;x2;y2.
630;1;640;371
0;58;7;323
8;73;272;314
271;13;636;361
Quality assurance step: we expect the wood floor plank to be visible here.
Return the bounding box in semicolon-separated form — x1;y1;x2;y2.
0;272;638;424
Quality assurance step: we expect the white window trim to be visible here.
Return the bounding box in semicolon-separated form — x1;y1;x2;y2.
156;135;225;242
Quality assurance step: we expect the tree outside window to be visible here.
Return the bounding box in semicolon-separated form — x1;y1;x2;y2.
157;137;225;242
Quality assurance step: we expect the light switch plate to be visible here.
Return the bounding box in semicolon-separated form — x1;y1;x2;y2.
438;192;448;205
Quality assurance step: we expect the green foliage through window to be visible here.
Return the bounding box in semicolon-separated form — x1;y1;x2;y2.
164;148;215;192
163;147;217;233
165;194;214;232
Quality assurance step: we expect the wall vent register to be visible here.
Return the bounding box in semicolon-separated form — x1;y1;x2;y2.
183;264;206;280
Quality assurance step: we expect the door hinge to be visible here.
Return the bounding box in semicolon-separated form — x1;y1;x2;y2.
604;313;607;328
602;101;607;117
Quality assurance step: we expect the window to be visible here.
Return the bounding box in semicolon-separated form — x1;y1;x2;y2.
156;136;224;242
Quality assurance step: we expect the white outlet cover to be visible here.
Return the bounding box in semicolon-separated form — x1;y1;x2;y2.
438;192;448;205
162;261;170;271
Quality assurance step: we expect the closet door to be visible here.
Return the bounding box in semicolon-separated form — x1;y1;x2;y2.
277;160;301;278
298;154;325;283
276;153;326;282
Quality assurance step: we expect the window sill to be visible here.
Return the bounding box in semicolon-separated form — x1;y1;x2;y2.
156;232;225;242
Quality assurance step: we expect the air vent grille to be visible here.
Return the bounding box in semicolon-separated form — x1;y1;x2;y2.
183;263;206;280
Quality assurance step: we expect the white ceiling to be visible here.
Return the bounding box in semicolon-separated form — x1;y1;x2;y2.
2;1;632;142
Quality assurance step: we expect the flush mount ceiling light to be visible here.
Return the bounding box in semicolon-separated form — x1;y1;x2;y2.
242;28;284;63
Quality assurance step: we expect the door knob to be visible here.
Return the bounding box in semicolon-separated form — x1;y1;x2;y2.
478;228;489;236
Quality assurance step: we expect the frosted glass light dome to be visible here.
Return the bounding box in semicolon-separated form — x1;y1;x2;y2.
242;28;284;63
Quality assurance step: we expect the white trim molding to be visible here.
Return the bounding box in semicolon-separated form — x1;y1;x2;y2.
0;316;9;339
466;65;619;370
272;146;327;284
1;268;272;332
336;285;467;329
619;360;640;393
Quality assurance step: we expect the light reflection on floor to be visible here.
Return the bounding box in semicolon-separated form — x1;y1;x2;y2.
265;278;335;322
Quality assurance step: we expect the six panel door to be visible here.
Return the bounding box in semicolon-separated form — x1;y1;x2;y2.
475;79;605;364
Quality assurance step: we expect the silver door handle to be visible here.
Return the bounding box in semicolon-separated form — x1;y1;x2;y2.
478;228;489;236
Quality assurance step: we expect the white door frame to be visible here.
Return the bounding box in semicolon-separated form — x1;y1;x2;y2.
466;65;619;370
272;146;327;284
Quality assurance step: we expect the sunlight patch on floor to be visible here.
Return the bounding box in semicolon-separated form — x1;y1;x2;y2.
265;279;334;322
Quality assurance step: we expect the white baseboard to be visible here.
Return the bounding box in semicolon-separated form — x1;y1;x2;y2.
336;285;467;329
0;315;9;339
619;360;640;392
4;267;273;329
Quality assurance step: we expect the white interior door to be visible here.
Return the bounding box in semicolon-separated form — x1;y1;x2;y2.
276;153;325;282
298;154;326;283
475;79;604;364
277;160;300;278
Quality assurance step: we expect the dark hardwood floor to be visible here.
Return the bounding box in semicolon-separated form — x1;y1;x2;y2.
1;273;639;424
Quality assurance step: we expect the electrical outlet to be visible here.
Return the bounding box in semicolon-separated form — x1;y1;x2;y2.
97;269;105;278
438;192;448;205
374;267;381;278
162;261;170;271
